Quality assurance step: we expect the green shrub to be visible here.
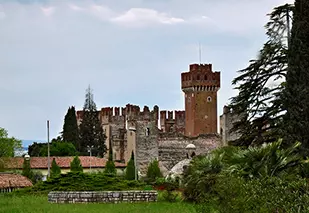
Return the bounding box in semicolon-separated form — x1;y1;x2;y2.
50;158;61;178
125;151;135;180
13;172;146;195
21;158;34;181
206;175;309;213
104;160;116;176
70;156;83;172
183;151;224;203
32;170;44;184
146;160;162;183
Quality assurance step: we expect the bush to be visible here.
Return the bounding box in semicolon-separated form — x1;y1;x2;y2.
204;175;309;213
21;158;34;181
125;152;135;180
183;151;224;203
50;158;61;178
13;172;146;195
146;160;162;183
70;156;83;172
104;160;116;176
32;171;44;184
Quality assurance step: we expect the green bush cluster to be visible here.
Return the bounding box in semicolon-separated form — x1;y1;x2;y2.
183;140;309;212
146;160;162;183
14;172;145;195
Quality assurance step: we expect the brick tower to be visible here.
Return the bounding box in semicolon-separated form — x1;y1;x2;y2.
181;63;220;137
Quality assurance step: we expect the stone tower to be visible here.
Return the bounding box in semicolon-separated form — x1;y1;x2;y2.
181;63;220;137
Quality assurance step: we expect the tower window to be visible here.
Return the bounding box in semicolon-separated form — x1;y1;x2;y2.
197;75;200;80
146;127;150;136
207;96;212;102
204;75;207;80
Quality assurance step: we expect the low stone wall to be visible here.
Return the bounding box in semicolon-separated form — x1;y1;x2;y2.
48;191;158;203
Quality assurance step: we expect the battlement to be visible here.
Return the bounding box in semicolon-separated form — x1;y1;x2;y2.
160;110;185;134
181;63;220;91
189;63;212;72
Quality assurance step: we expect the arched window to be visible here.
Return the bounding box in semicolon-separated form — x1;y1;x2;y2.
207;96;212;102
197;75;200;80
204;75;207;80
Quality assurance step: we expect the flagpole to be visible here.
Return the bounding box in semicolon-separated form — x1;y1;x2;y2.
47;120;50;178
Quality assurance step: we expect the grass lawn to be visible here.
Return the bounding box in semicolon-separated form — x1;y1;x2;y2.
0;195;196;213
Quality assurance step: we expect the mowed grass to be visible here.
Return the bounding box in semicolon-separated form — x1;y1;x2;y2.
0;195;196;213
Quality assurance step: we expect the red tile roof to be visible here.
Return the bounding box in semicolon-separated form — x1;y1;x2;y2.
0;173;33;189
3;156;126;169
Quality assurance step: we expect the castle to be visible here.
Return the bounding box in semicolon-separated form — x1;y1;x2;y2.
77;63;236;175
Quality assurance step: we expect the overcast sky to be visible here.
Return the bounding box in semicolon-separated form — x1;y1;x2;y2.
0;0;293;141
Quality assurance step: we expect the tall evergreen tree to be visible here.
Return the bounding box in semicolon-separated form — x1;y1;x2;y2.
79;85;107;157
125;151;136;180
22;158;34;181
70;156;83;172
62;106;79;150
104;139;116;176
283;0;309;152
229;4;293;147
50;158;61;178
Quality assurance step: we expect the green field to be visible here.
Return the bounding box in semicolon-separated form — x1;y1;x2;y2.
0;195;196;213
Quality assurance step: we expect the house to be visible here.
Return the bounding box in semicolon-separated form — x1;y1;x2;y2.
0;172;33;193
4;156;127;180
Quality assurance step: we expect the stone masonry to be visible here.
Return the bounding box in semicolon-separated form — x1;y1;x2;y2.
48;191;158;204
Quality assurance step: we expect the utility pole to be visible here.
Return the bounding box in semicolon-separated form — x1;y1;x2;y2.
47;120;50;178
87;145;94;171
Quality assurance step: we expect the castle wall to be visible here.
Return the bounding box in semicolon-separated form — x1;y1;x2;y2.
158;133;222;170
220;106;242;145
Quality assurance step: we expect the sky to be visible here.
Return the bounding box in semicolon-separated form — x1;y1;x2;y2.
0;0;294;142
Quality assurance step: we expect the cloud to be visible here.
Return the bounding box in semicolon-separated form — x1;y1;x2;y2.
41;6;55;17
68;4;84;12
0;4;5;20
0;0;294;140
111;8;185;27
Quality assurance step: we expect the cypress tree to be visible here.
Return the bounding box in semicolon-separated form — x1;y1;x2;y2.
104;140;116;176
50;158;61;178
70;156;83;172
146;160;162;182
125;151;136;180
22;158;34;181
283;0;309;152
62;106;79;150
79;86;107;156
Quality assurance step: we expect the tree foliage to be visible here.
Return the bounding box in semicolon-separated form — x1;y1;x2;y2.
0;127;22;157
21;158;34;182
146;160;162;182
0;127;22;171
62;106;79;150
104;142;116;176
70;156;83;172
28;141;77;157
50;158;61;178
125;151;136;180
282;0;309;153
79;85;107;157
229;4;294;147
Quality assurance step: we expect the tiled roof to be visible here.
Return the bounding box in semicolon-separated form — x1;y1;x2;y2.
3;156;126;169
0;173;33;189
